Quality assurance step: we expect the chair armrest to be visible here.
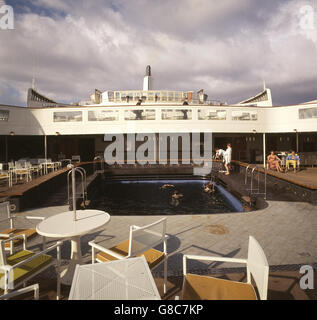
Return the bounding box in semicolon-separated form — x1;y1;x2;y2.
8;241;63;270
0;233;27;249
25;216;45;221
0;284;39;300
0;232;13;238
183;254;247;275
88;241;126;260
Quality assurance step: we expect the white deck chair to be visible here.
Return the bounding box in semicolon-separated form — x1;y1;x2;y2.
0;235;62;299
0;164;12;187
89;218;168;295
180;236;269;300
0;201;46;254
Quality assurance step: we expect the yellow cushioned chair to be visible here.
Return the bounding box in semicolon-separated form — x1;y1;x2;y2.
180;236;269;300
0;234;62;300
89;218;168;295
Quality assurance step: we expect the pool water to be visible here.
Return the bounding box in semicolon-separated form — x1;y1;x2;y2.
91;179;243;215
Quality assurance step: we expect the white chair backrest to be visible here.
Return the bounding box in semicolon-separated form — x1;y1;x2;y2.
15;160;26;168
72;155;81;162
129;218;167;257
0;201;11;225
247;236;269;300
8;162;14;169
37;159;46;164
29;159;38;165
0;164;3;172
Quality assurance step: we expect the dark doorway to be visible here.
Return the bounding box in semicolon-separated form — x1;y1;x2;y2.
79;138;95;161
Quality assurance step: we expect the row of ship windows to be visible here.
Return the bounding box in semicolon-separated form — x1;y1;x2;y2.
1;107;317;122
52;109;258;122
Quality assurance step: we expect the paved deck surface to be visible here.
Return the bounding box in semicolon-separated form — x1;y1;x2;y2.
2;194;316;299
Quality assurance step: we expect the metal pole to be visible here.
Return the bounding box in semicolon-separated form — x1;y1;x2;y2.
5;135;8;163
296;132;299;153
44;135;47;160
263;133;266;169
72;166;77;221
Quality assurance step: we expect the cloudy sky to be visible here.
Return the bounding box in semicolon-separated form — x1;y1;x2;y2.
0;0;316;106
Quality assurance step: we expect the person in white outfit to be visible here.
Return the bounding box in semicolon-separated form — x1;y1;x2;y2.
215;148;226;160
224;143;232;175
215;148;226;172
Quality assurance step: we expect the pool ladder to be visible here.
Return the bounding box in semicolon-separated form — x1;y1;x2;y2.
245;164;267;199
67;165;88;210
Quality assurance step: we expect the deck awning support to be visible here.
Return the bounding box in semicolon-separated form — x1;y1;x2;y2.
5;135;8;163
263;132;266;169
44;134;47;160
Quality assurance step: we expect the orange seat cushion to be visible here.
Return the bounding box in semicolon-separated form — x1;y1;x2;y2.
0;228;37;248
96;239;165;269
183;273;257;300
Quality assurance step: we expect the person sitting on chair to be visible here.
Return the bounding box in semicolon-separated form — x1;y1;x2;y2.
286;151;300;173
267;151;283;173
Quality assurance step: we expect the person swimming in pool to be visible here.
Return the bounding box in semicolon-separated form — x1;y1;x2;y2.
160;184;175;190
204;182;215;193
170;190;183;207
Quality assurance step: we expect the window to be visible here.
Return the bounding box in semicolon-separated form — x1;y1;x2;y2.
198;109;226;120
124;109;156;120
299;107;317;119
107;91;114;102
53;111;82;122
0;110;9;121
88;110;119;121
161;109;192;120
148;92;154;101
232;110;258;121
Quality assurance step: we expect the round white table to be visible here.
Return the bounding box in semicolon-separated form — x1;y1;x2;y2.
36;210;110;285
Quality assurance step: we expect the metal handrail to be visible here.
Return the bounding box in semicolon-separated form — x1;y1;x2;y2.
244;164;253;185
245;164;267;199
67;166;88;213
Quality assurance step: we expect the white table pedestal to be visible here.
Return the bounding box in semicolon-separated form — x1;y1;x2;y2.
61;236;84;285
36;210;110;287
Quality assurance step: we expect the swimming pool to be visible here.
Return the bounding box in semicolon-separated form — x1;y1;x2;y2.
91;178;243;215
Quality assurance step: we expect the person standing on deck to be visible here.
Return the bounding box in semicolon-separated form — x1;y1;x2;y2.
224;143;232;175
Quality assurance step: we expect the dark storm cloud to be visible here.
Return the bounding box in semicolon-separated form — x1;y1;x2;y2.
0;0;316;106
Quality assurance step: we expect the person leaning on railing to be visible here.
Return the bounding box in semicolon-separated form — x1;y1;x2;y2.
285;151;300;173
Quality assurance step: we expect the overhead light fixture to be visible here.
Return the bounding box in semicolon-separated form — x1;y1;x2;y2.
9;131;14;136
252;129;257;134
294;129;298;133
56;132;61;135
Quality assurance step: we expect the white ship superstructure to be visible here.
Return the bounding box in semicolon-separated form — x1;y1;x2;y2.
0;66;316;163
